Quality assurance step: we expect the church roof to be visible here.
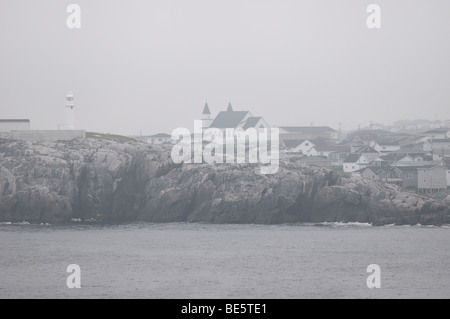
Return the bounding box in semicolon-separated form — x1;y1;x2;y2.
202;103;211;115
210;111;249;129
242;117;262;130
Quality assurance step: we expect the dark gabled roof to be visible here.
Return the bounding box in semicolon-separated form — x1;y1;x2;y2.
283;139;306;148
209;111;249;129
393;165;442;172
344;153;362;163
280;126;337;133
380;153;409;161
360;166;393;174
0;119;30;123
310;137;331;146
202;102;211;115
392;166;422;172
284;140;302;148
150;133;171;138
380;152;426;161
242;117;262;130
356;146;379;154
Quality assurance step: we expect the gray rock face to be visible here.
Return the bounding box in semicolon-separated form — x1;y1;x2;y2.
0;137;449;225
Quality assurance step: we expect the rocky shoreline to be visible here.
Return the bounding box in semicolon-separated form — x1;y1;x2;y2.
0;137;449;226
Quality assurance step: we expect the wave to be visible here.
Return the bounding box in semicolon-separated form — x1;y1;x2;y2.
312;222;373;228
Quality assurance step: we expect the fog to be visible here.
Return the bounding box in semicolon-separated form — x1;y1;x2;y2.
1;0;449;135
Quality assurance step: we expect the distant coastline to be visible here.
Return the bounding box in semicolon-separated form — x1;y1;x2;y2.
0;136;449;226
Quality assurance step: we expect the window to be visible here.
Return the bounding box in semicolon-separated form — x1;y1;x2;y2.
352;166;355;169
406;173;413;179
305;143;309;146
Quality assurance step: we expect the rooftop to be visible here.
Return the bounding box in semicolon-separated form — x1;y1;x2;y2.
209;111;249;129
344;153;362;163
242;117;262;130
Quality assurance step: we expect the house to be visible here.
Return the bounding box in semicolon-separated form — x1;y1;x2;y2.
392;166;420;189
378;152;434;167
279;126;338;142
343;153;370;173
355;146;380;162
346;129;394;144
306;145;350;158
422;128;450;139
371;141;401;153
430;139;450;160
417;165;448;193
359;166;397;183
147;133;172;145
0;119;30;132
283;139;315;154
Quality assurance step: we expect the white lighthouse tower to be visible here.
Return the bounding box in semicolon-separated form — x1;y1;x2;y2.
65;91;75;130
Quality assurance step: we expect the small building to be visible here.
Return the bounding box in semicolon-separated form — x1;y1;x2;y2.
417;165;448;193
343;153;370;173
372;141;401;153
0;119;30;132
359;166;397;183
355;146;380;162
147;133;172;145
283;139;315;154
392;166;420;189
423;128;450;139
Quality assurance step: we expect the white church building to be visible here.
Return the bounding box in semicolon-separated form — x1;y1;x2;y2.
200;102;270;134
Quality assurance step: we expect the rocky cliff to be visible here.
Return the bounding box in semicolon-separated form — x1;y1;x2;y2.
0;137;449;225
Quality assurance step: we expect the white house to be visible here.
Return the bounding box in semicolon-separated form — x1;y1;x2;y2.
283;139;315;154
343;153;370;173
147;133;172;145
356;146;380;162
371;141;401;153
423;128;450;139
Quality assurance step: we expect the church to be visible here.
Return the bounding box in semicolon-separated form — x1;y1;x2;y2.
200;102;270;132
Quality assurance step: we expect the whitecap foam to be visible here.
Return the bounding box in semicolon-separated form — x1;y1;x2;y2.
71;218;82;222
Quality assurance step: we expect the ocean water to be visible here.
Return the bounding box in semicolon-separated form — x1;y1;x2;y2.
0;222;449;299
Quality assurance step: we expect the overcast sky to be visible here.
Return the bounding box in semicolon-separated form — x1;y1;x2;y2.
0;0;449;135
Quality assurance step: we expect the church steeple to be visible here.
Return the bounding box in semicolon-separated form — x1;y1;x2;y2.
202;102;211;116
201;101;213;129
227;102;233;112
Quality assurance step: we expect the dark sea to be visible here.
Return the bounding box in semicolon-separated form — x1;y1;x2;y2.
1;222;449;299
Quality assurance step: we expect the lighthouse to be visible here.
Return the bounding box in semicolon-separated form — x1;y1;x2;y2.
65;91;75;130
